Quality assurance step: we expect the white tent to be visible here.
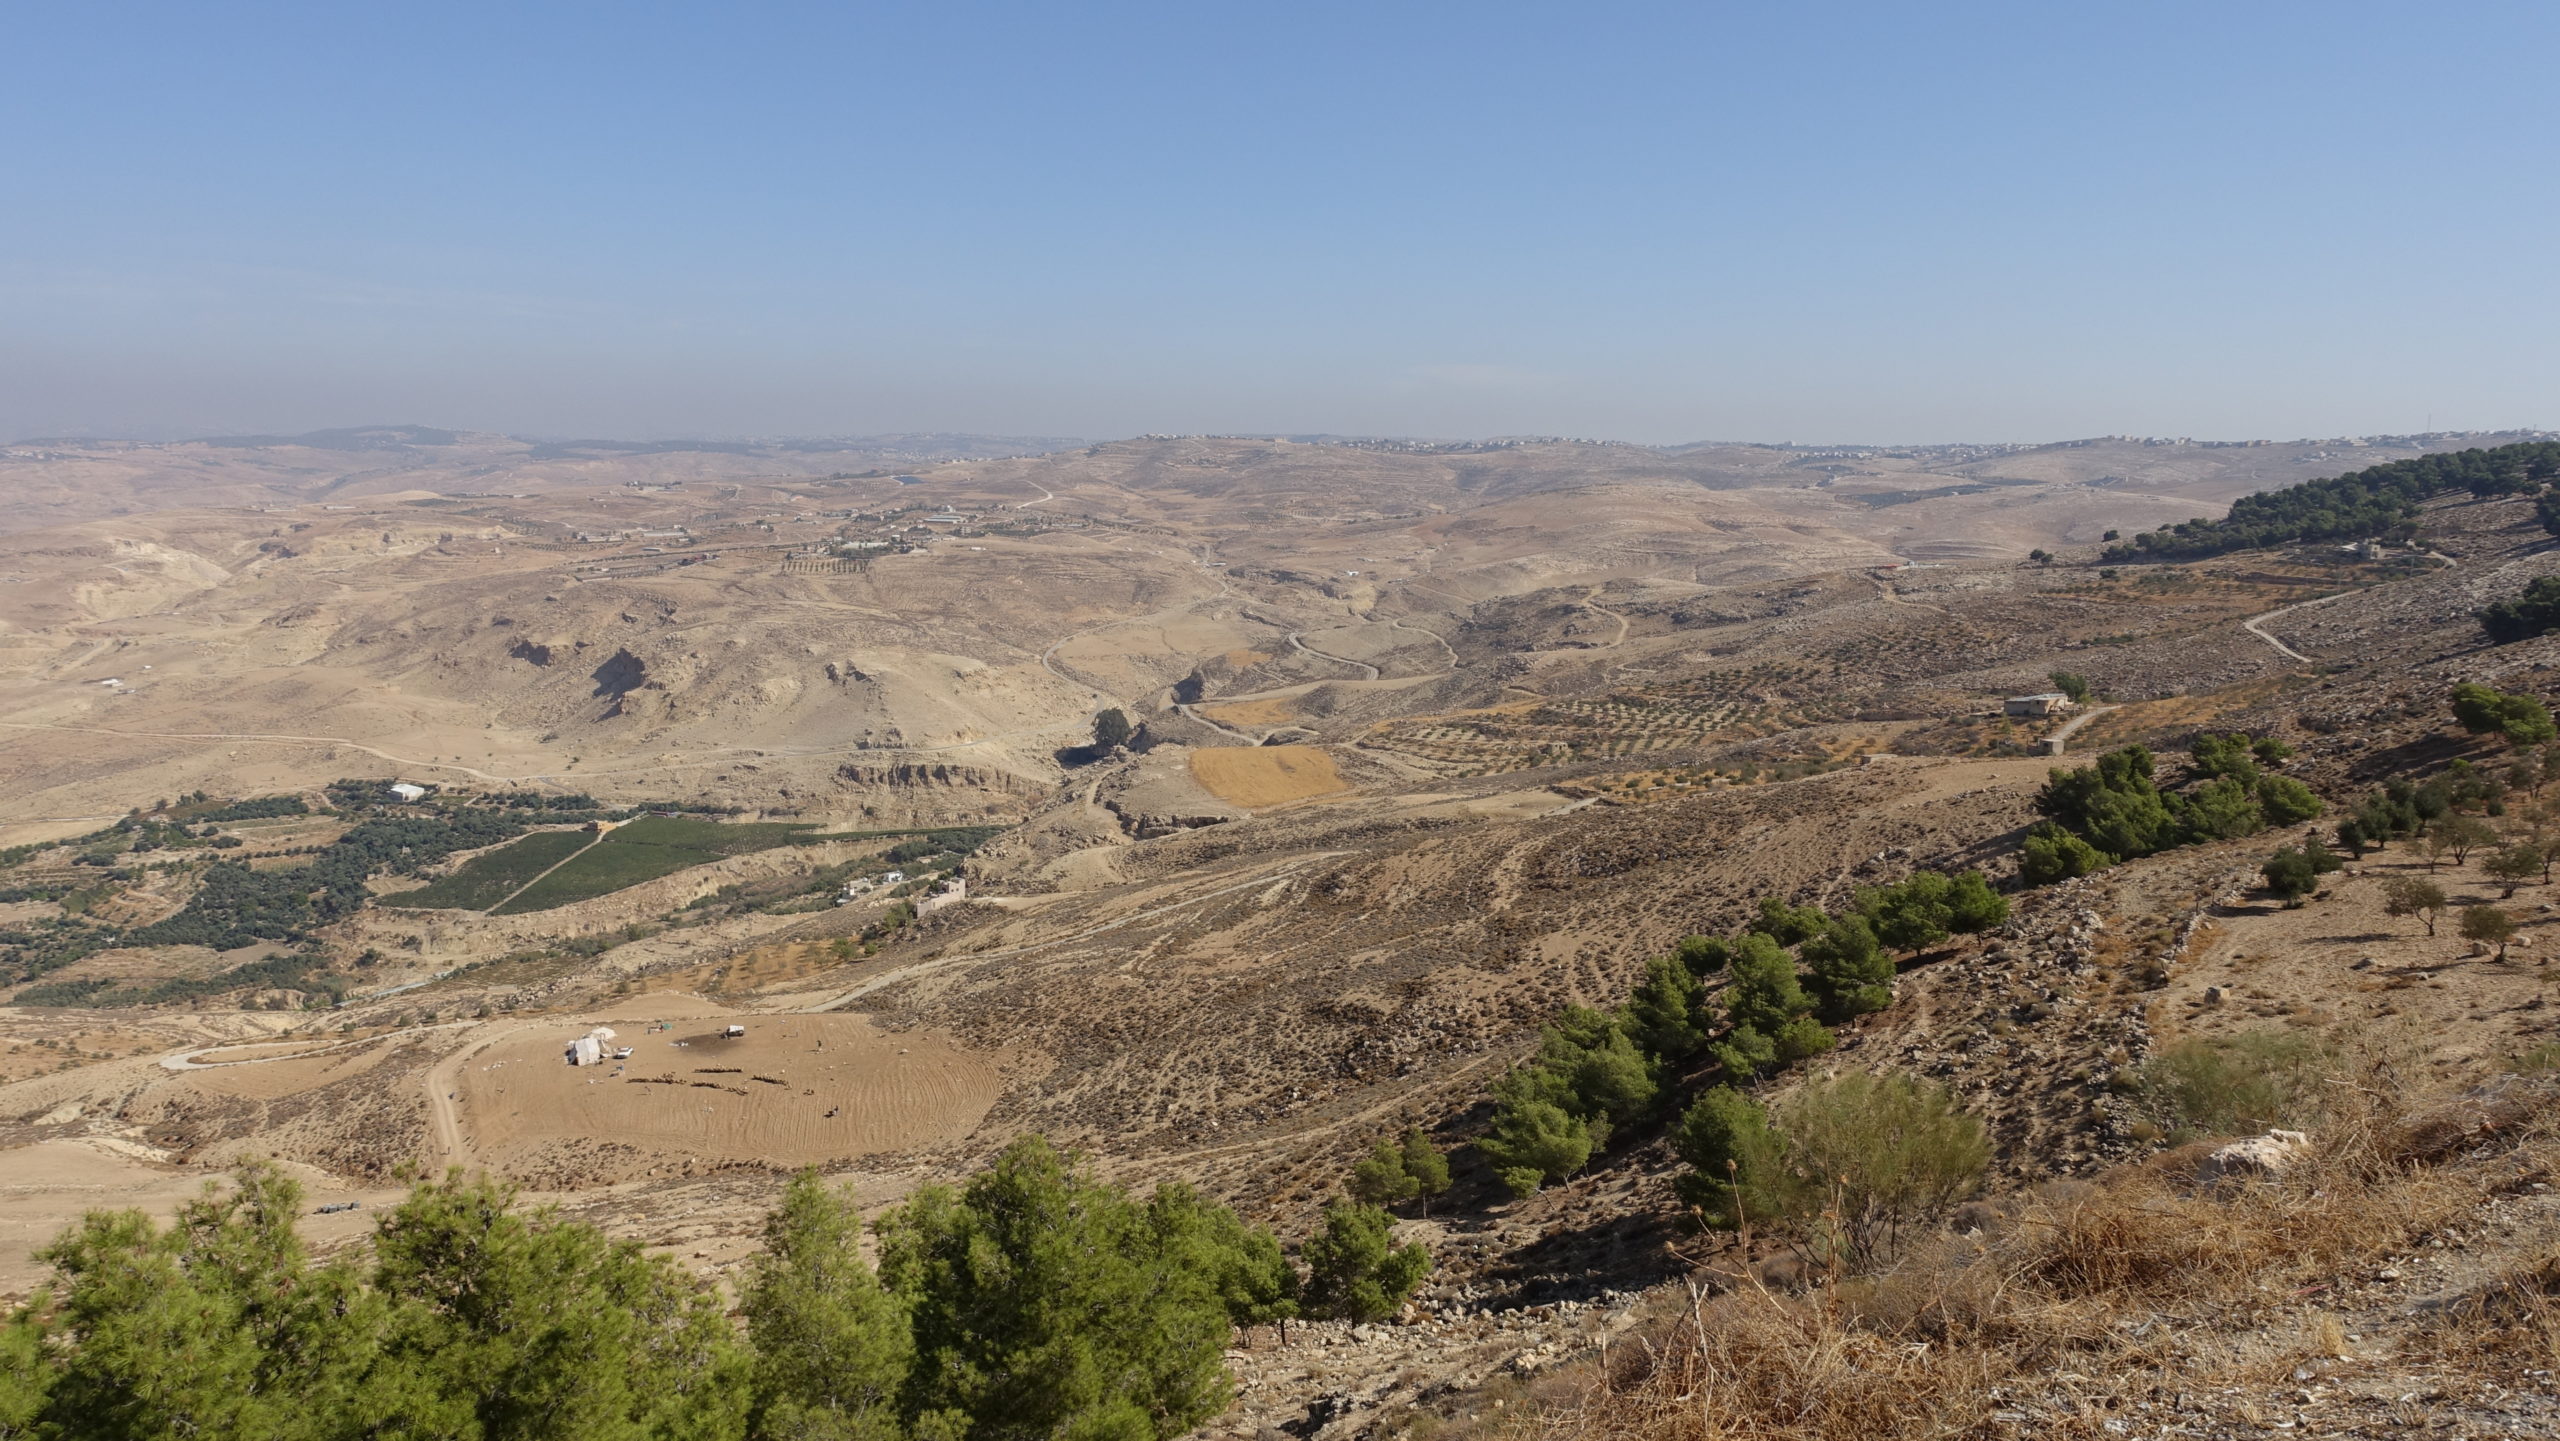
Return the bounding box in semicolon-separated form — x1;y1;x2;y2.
567;1036;603;1067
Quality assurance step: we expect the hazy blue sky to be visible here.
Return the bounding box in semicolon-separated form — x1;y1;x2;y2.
5;2;2555;444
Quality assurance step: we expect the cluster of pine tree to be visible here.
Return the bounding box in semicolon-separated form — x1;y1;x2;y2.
1475;874;2005;1198
2103;440;2560;563
2479;577;2560;645
2022;737;2321;884
0;1138;1430;1441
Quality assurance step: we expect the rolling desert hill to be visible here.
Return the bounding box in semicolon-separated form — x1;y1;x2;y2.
4;430;2560;1437
0;427;1082;537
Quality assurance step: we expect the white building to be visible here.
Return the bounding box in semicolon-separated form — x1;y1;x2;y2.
2003;693;2077;718
389;782;429;802
916;877;969;915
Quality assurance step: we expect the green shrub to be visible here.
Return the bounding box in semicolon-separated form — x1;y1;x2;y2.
1746;896;1829;947
2132;1030;2328;1141
2261;847;2319;902
2021;823;2110;884
1773;1071;1989;1257
2255;773;2324;826
1673;1073;1987;1260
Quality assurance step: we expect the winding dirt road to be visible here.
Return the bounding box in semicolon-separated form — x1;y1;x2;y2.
2242;592;2345;664
2045;703;2119;753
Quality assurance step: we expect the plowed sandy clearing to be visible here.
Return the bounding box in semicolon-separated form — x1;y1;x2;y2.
184;1041;393;1099
1198;697;1299;726
1188;745;1349;807
458;1012;1000;1169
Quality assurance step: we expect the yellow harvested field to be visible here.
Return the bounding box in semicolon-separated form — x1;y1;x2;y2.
456;1011;1001;1170
1198;696;1298;726
1188;745;1350;807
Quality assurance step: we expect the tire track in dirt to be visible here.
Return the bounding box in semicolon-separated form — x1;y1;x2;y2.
2242;591;2345;663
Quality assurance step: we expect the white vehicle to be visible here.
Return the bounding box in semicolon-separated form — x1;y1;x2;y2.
613;1046;634;1060
723;1025;747;1038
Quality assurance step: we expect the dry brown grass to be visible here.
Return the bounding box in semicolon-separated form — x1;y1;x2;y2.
1438;1055;2555;1441
2066;673;2315;753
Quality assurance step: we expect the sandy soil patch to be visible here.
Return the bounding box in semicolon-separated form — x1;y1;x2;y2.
456;1010;1000;1173
181;1040;394;1100
1188;746;1350;808
0;1140;395;1298
187;1039;341;1065
1199;697;1299;727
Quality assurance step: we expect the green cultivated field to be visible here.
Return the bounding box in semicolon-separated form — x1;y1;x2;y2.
490;816;821;914
393;830;597;911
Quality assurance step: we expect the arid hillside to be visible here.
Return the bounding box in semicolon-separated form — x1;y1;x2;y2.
4;436;2560;1437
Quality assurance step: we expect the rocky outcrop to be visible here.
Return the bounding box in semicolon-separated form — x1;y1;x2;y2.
2196;1129;2313;1186
836;761;1045;797
590;647;647;697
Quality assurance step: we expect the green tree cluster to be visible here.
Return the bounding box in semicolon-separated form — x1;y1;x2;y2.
1478;1005;1661;1196
2024;743;2322;885
2260;837;2342;902
1348;1128;1451;1213
0;1138;1398;1441
2451;683;2558;747
2105;440;2560;562
1478;871;2001;1199
2480;576;2560;645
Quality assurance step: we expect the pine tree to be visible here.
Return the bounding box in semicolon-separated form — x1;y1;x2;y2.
1714;933;1826;1079
1299;1202;1430;1323
1801;915;1892;1021
370;1167;751;1441
1669;1086;1786;1229
1621;954;1708;1064
1476;1097;1596;1197
876;1136;1237;1441
742;1171;913;1441
1398;1128;1451;1213
1350;1138;1422;1207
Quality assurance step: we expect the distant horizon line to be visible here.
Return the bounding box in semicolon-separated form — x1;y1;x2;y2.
9;423;2557;454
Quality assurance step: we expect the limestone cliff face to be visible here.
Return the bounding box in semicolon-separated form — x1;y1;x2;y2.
835;760;1047;797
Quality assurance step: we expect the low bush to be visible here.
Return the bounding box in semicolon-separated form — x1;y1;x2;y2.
2132;1029;2328;1141
1673;1073;1987;1263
